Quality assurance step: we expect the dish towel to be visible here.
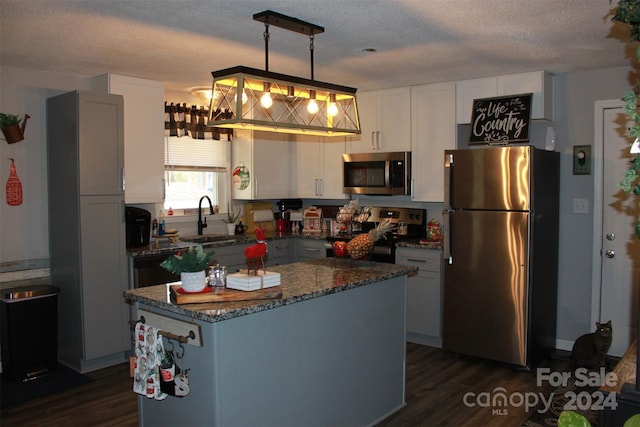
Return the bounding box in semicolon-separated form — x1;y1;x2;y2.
133;322;167;400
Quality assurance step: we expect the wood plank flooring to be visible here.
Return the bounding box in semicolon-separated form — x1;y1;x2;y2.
1;343;569;427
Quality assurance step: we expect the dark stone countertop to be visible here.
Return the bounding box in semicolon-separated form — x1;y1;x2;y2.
124;258;417;323
126;231;329;258
395;239;443;251
127;232;443;259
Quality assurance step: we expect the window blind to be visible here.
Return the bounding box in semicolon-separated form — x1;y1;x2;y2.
164;136;228;170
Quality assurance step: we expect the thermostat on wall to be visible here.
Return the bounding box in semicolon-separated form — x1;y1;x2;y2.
573;145;591;175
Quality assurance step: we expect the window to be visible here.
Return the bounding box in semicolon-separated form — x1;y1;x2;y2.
163;136;229;212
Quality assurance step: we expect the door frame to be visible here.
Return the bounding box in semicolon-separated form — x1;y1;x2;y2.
591;99;626;327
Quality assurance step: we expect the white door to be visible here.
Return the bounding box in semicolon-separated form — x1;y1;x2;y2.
597;102;640;357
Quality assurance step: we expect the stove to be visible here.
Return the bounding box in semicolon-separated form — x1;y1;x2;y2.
326;207;426;263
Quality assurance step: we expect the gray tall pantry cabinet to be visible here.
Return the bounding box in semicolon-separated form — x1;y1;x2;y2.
47;90;130;373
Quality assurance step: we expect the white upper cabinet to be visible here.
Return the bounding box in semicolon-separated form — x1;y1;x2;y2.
410;82;456;202
231;130;292;200
348;87;411;153
498;71;554;121
91;74;165;203
456;71;554;124
455;77;497;125
294;135;346;199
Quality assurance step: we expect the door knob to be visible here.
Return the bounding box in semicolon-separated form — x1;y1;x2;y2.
606;232;615;241
605;249;615;258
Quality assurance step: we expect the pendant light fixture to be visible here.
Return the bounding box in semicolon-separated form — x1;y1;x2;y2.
207;10;361;137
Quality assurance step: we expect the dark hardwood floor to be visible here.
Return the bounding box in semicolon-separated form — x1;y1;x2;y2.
1;343;567;427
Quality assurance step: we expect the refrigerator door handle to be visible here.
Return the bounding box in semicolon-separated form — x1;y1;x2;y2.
444;153;453;210
443;208;453;264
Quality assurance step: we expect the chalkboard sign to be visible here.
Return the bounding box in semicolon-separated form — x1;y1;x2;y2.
469;93;532;145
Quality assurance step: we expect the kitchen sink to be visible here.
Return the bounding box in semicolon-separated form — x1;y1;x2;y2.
180;235;237;246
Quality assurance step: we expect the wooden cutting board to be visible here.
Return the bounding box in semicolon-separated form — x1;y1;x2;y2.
169;285;282;305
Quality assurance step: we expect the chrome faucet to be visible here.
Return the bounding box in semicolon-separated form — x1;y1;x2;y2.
198;195;214;235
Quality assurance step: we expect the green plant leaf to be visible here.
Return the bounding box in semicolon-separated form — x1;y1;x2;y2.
624;413;640;427
557;410;591;427
160;245;214;274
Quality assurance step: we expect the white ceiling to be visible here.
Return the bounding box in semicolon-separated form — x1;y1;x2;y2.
0;0;633;93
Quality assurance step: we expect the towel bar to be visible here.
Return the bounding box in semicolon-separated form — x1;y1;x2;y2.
130;315;196;344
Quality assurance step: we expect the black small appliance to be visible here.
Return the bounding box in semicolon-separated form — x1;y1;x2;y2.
126;207;151;248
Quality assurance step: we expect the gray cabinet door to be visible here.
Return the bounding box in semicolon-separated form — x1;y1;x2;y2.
78;91;124;195
80;195;129;359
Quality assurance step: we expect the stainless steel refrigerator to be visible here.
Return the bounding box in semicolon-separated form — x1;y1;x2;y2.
442;145;559;367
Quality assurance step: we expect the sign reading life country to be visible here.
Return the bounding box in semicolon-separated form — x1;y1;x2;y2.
469;93;532;145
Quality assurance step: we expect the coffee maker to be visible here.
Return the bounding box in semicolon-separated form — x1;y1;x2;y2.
125;207;151;248
276;199;302;232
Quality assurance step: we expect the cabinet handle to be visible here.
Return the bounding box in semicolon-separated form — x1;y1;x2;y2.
411;178;415;200
318;179;323;197
254;179;258;197
406;258;427;263
376;131;380;150
121;167;126;192
370;132;375;150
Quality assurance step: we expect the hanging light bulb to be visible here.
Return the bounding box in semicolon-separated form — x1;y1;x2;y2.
327;93;338;117
234;90;248;105
260;82;273;108
307;89;319;114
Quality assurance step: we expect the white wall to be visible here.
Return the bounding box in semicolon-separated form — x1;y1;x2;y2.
0;66;90;267
554;66;634;344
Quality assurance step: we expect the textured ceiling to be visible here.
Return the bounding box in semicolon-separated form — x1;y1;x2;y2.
0;0;633;93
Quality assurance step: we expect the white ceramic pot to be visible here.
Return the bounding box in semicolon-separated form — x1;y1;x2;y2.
180;270;206;292
226;223;235;235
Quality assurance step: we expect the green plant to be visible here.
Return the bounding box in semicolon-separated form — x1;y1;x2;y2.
160;245;214;274
557;410;591;427
0;113;22;128
223;202;240;224
613;0;640;236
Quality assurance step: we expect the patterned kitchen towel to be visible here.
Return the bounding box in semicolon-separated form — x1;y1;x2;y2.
133;322;167;400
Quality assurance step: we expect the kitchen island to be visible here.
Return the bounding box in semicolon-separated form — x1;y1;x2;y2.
124;258;417;427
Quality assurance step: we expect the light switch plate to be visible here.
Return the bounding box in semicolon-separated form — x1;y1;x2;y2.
573;198;589;214
573;145;591;175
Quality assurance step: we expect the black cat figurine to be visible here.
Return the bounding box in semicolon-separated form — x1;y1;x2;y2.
571;320;612;369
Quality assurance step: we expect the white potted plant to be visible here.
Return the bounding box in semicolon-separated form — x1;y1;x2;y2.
160;245;214;292
223;203;241;235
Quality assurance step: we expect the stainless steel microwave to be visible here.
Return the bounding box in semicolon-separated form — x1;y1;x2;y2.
343;152;411;195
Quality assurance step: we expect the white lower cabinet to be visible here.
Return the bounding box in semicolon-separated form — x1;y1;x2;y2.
395;247;442;347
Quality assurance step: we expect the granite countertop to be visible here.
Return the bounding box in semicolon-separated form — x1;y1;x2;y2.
127;231;328;258
128;232;442;258
396;239;443;251
124;258;417;323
